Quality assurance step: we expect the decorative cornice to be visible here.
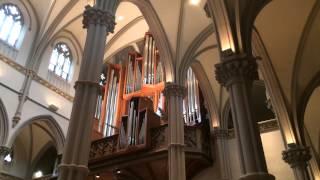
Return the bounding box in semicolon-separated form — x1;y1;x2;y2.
213;127;229;139
83;5;116;34
258;119;279;133
282;143;312;168
0;55;74;101
227;119;279;138
163;82;186;98
215;55;259;87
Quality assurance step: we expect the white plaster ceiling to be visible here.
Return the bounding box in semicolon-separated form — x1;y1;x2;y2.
255;0;316;104
29;0;53;25
22;0;320;131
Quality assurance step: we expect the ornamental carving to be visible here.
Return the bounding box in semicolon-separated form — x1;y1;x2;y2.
89;136;117;159
282;144;311;168
163;82;186;98
215;55;259;87
83;5;116;33
0;146;11;156
184;128;197;148
151;125;167;149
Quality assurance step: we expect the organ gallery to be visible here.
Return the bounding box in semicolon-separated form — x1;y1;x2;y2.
88;33;211;179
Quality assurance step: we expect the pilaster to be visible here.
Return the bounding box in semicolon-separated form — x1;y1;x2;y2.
12;69;35;127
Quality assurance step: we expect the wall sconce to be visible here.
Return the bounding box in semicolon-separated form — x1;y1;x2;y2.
48;104;59;112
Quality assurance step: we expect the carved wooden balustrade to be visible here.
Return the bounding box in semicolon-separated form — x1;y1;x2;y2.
88;124;212;178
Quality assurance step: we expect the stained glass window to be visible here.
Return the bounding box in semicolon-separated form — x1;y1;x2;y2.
0;4;23;47
48;43;72;80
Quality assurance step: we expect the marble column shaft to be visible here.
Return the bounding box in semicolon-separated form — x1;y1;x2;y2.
164;83;186;180
215;55;274;180
58;1;117;180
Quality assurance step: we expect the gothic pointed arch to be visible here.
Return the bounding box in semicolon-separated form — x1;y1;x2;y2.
0;98;9;145
121;0;174;82
178;24;215;85
190;61;220;128
7;115;65;154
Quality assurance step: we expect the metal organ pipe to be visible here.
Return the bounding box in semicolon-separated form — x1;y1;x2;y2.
184;68;202;125
147;36;153;84
151;40;156;84
127;101;134;145
103;69;114;136
107;77;118;136
143;35;149;84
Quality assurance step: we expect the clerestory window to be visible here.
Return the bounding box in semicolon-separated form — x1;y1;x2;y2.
0;4;23;47
48;43;72;80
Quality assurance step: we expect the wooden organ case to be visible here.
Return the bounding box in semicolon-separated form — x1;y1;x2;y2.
92;33;165;153
89;36;213;180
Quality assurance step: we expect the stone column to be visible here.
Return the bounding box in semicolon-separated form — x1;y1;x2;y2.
282;143;312;180
57;1;118;180
215;54;275;180
163;82;186;180
213;127;232;180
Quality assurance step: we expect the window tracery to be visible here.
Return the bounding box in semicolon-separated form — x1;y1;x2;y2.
48;43;72;80
0;4;23;47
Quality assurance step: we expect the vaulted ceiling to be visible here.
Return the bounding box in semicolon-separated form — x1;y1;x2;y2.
23;0;320;128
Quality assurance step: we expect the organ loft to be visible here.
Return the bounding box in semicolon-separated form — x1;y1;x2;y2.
0;0;319;180
87;32;212;180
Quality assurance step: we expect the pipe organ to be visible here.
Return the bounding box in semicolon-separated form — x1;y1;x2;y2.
94;64;123;138
119;97;159;149
183;68;202;125
92;32;165;141
142;33;163;85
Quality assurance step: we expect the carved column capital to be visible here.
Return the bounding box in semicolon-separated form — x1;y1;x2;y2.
83;5;116;33
282;144;311;168
163;82;186;98
0;146;11;156
215;55;259;87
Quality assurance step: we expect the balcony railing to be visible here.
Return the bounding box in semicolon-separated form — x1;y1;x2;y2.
89;124;212;162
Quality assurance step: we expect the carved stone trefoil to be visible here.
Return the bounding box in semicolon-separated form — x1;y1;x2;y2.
83;5;116;33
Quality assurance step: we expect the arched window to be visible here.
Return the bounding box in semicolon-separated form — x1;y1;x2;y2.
48;43;72;80
0;4;24;47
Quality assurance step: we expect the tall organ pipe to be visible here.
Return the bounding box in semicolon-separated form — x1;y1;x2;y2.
143;35;149;84
111;83;119;135
105;74;116;136
103;70;114;136
151;39;156;84
147;36;152;84
127;101;134;145
107;77;117;136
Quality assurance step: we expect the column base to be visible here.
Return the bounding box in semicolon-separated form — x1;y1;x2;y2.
239;172;275;180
